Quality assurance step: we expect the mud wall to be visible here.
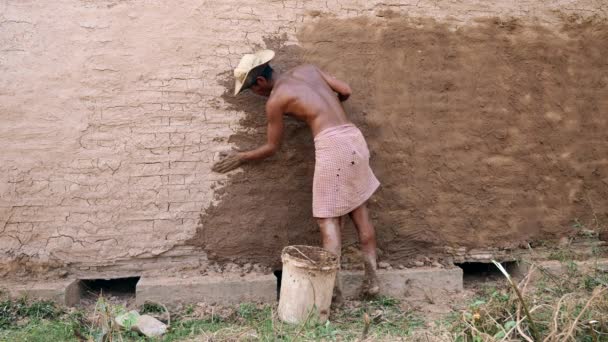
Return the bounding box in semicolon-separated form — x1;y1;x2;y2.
299;16;608;263
1;0;606;277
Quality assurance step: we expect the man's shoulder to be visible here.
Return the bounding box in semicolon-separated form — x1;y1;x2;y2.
293;64;319;73
267;87;291;107
282;64;319;77
296;63;318;70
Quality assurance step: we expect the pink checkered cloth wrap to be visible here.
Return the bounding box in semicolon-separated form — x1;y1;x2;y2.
312;123;380;218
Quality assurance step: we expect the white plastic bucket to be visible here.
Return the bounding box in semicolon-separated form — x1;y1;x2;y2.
277;245;339;324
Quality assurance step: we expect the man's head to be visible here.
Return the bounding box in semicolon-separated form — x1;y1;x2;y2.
249;64;274;96
233;50;275;96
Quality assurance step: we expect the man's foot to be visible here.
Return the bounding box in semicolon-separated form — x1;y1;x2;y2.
361;275;380;298
366;275;380;296
361;259;380;298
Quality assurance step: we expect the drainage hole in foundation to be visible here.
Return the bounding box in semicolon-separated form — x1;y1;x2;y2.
79;276;140;304
456;261;518;285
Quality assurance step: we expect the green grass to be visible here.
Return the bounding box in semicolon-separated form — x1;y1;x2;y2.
0;295;422;342
0;319;79;342
206;296;423;341
0;299;77;342
0;298;63;329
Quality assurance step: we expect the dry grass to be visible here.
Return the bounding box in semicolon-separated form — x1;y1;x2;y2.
438;260;608;342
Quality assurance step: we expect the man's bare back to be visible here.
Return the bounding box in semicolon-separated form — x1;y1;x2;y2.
269;65;352;137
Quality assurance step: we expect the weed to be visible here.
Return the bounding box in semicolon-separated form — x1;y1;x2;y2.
591;245;604;257
184;303;195;315
490;289;510;302
572;218;585;230
140;301;165;314
0;300;17;329
582;272;608;290
237;302;259;320
20;300;61;320
548;248;576;262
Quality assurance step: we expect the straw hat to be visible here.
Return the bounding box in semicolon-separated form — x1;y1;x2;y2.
233;49;275;95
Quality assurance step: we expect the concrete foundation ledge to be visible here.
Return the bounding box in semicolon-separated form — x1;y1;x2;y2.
136;274;277;306
137;268;463;306
0;279;81;306
0;267;465;307
341;268;464;299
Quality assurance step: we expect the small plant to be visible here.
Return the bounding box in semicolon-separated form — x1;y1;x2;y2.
141;301;165;314
20;300;61;320
184;303;195;315
85;294;131;341
582;272;608;290
548;248;575;262
237;303;257;320
490;289;510;302
0;299;19;329
236;303;270;324
572;218;585;230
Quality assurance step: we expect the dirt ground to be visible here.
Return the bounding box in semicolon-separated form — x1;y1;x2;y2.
189;15;608;268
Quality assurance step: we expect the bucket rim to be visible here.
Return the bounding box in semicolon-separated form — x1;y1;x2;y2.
281;245;339;271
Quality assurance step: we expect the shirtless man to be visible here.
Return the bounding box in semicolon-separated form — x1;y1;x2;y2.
213;50;380;300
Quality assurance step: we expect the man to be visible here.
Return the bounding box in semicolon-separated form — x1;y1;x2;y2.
213;50;381;300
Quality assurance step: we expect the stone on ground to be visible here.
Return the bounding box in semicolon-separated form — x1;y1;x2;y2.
133;315;167;337
115;310;167;337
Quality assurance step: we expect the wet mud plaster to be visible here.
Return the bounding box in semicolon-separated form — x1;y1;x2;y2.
190;16;608;266
186;38;320;268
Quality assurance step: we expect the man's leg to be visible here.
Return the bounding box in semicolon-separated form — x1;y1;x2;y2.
317;216;344;304
349;202;380;296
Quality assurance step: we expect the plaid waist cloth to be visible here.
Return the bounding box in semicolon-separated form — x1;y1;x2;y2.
312;123;380;218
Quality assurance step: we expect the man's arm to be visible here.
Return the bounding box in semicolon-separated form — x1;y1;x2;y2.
212;98;284;173
240;99;284;161
318;68;352;102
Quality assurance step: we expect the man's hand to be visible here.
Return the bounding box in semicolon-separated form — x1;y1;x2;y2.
317;67;352;103
212;89;284;174
212;152;244;173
